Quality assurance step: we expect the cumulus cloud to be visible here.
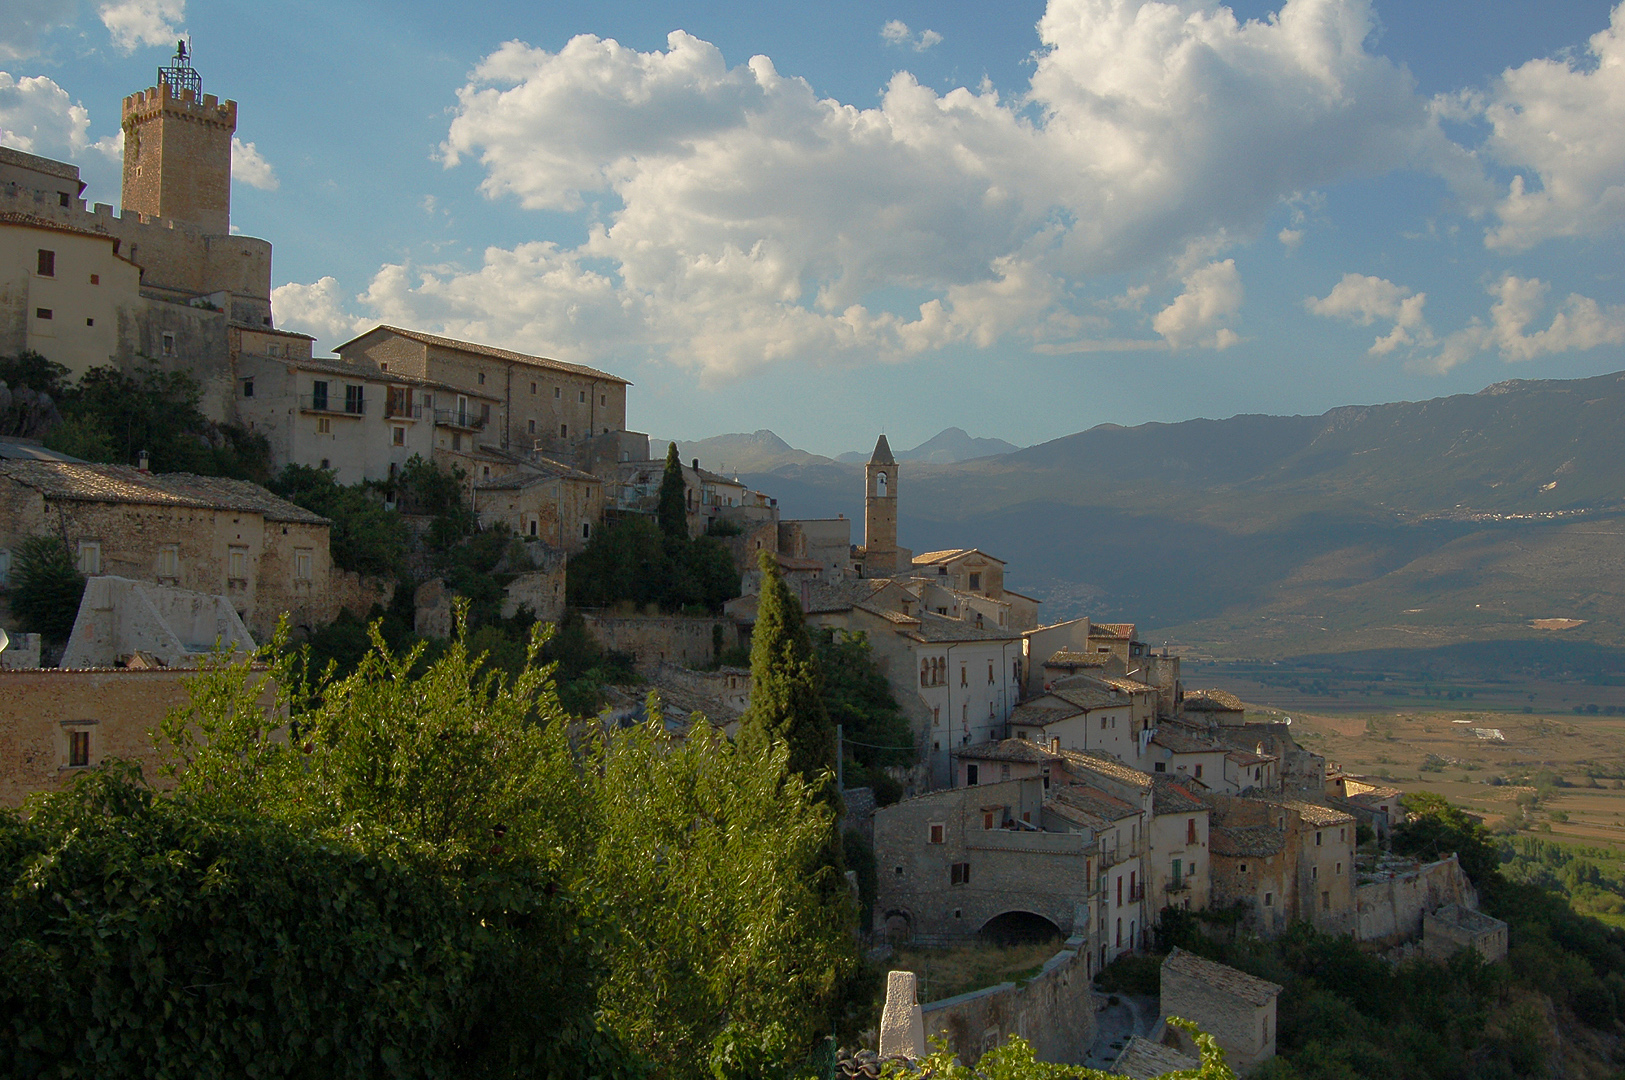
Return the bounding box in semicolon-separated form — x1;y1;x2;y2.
1306;273;1431;354
231;137;278;190
0;0;77;61
1423;275;1625;373
364;1;1480;374
1479;2;1625;249
1153;259;1243;349
100;0;186;53
270;277;375;347
0;72;120;163
881;21;943;52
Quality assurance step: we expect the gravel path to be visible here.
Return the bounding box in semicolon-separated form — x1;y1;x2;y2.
1083;992;1159;1071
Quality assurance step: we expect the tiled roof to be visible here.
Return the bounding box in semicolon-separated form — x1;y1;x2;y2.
802;577;894;614
1152;778;1208;816
903;610;1020;643
1048;783;1139;824
0;212;139;265
1225;750;1275;767
1094;675;1157;695
1247;794;1355;827
336;325;630;384
0;437;83;463
1090;623;1136;640
1183;688;1246;712
1045;649;1113;667
1210;824;1286;858
1008;699;1083;727
911;547;1006;566
954;738;1061;764
1111;1036;1198;1080
474;455;601;487
0;461;327;523
1151;727;1225;755
1060;749;1152;790
1050;684;1132;711
284;356;501;399
1163;948;1282;1005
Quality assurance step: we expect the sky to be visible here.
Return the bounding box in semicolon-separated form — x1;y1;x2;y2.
5;0;1625;456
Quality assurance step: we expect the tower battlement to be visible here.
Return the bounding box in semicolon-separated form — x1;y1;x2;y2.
120;42;236;236
121;83;238;130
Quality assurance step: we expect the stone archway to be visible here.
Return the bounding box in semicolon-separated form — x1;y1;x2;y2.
978;910;1062;946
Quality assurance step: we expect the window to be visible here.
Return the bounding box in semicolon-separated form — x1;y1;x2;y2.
1322;890;1330;909
161;331;175;355
1340;827;1346;842
317;418;331;434
35;308;52;320
76;541;101;575
1154;762;1166;772
478;372;486;385
90;273;99;285
531;381;537;395
969;572;981;590
1171;858;1182;886
1116;918;1122;947
452;432;462;451
960;665;967;687
68;730;90;768
1336;861;1343;875
578;390;586;403
983;811;994;830
392;426;405;446
582;522;591;539
966;764;979;786
345;384;364;414
950;863;970;886
37;249;55;276
242;378;254;398
1239;862;1248;874
1315;831;1322;846
379;363;388;371
228;545;248;582
1194;763;1203;779
157;544;179;580
929;823;945;844
320;457;330;469
311;381;328;411
1264;892;1273;907
59;191;70;207
560;423;568;438
554;386;561;399
480;403;491;425
1187;818;1197;844
528;419;536;434
1311;865;1319;881
294;549;313;581
1117;877;1123;906
86;318;94;327
987;662;994;684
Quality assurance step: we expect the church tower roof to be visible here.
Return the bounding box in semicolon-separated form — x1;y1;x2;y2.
869;434;896;465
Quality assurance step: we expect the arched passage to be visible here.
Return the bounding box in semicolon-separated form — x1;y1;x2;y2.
978;910;1061;946
882;910;913;945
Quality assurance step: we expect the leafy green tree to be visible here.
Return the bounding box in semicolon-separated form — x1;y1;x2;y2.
270;464;410;578
1392;791;1500;889
566;514;670;609
0;351;69;437
739;550;836;797
814;627;913;803
8;535;85;641
657;440;688;541
41;413;118;462
886;1024;1235;1079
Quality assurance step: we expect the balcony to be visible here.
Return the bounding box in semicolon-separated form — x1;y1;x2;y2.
434;408;487;430
300;394;365;416
384;403;423;421
1166;878;1191;895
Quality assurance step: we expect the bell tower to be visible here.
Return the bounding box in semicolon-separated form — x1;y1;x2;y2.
121;40;237;234
864;434;899;575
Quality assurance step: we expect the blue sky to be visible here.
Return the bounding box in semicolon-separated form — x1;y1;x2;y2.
5;0;1625;455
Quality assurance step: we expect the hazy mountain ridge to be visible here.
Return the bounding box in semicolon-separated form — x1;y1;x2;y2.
711;371;1625;658
834;427;1022;464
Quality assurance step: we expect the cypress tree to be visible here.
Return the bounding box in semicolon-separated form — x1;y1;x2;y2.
739;550;836;797
656;441;688;542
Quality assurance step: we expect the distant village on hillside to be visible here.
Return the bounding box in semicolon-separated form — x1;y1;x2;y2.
0;46;1512;1073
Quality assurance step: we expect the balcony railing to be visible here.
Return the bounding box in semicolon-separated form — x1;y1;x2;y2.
434;408;487;430
1166;878;1191;894
300;394;365;416
384;403;423;420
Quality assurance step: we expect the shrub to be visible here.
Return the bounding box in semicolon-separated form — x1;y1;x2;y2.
7;535;85;641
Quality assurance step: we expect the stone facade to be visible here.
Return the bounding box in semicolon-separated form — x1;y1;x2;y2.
121;68;235;236
873;778;1094;945
579;611;741;671
861;436;901;576
1208;794;1356;935
1424;903;1508;963
1160;948;1281;1073
1355;853;1478;945
473;461;603;555
919;935;1097;1065
0;665;275;806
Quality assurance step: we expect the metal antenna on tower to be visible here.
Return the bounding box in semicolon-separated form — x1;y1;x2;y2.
159;36;202;99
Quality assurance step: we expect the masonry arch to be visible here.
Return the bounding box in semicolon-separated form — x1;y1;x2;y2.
882;909;914;945
978;910;1061;946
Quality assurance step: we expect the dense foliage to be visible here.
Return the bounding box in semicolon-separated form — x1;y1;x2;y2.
0;611;864;1077
814;626;914;804
269;463;411;578
740;551;837;797
657;440;688;541
565;513;740;614
7;535;85;642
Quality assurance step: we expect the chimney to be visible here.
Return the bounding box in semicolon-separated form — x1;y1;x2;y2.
1050;736;1060;754
692;458;699;471
137;449;150;473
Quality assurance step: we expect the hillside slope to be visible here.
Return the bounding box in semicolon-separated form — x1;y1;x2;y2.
725;371;1625;658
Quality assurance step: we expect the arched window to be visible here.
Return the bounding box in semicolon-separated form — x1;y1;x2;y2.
876;471;888;497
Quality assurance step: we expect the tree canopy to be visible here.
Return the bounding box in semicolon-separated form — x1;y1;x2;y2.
740;550;836;797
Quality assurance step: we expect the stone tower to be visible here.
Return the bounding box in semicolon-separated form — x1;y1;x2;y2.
864;434;899;575
121;41;236;234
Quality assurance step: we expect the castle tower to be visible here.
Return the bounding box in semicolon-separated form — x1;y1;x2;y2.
121;41;236;234
864;434;899;575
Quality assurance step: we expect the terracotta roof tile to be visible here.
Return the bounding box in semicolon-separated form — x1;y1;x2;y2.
337;325;630;384
1210;824;1286;858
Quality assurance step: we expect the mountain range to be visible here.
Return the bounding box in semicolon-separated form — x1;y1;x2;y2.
658;427;1021;474
676;371;1625;662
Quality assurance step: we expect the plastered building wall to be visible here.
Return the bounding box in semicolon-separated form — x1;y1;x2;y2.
0;217;141;378
920;937;1098;1065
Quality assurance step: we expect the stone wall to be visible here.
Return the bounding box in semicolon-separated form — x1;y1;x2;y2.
0;666;275;805
920;934;1097;1065
1423;903;1508;963
1355;854;1477;945
580;612;741;670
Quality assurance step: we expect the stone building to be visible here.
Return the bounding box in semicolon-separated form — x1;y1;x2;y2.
0;662;276;806
1160;948;1282;1072
1424;903;1509;963
1209;823;1295;936
0;209;142;378
334;325;630;458
472;456;604;555
0;459;358;638
1207;793;1356;935
855;435;904;576
872;777;1097;947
